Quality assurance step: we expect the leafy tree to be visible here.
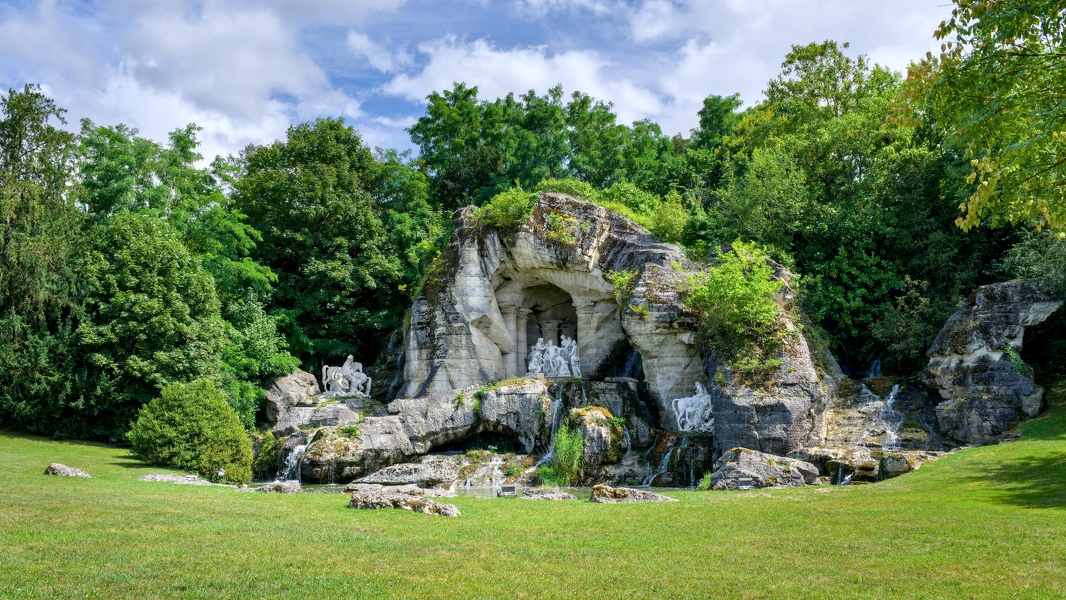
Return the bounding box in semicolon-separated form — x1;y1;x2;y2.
127;379;253;485
0;84;85;435
901;0;1066;230
76;213;229;440
235;118;408;365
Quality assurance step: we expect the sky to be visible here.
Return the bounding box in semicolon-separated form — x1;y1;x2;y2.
0;0;954;161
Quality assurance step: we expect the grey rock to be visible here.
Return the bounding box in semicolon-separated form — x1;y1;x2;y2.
572;406;615;472
264;371;320;427
355;459;460;488
710;448;818;490
878;451;941;479
343;482;383;494
589;484;677;503
348;490;460;517
44;463;90;478
249;481;302;493
923;279;1061;444
138;474;232;487
601;451;651;487
299;417;415;483
522;488;577;500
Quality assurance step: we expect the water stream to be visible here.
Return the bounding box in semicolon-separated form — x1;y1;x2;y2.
278;444;307;481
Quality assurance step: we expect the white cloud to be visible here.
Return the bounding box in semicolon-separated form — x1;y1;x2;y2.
382;36;662;125
516;0;612;16
347;32;412;72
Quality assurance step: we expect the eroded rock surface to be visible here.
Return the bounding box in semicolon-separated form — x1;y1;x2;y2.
710;448;818;490
589;484;677;503
923;279;1061;444
249;481;302;493
265;371;320;427
44;463;90;478
138;474;231;487
354;459;459;488
347;490;460;517
523;488;577;500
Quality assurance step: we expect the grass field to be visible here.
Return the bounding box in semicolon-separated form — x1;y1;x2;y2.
2;381;1065;599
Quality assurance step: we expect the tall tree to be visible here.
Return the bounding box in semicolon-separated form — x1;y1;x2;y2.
901;0;1066;230
0;85;85;435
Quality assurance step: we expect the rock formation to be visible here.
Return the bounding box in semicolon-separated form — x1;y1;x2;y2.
347;489;460;517
523;488;577;500
710;448;819;490
44;463;90;478
589;484;677;503
922;279;1062;444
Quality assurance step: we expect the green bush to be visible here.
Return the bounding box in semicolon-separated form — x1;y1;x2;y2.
549;422;584;486
533;178;602;202
647;190;688;243
476;186;538;231
127;380;253;484
684;242;785;383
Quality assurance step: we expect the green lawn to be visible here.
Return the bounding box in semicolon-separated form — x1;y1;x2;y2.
3;383;1065;599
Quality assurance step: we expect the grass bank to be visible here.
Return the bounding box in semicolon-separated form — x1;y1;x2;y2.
2;380;1065;599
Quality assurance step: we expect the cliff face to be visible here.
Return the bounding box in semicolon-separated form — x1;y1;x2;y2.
923;279;1062;444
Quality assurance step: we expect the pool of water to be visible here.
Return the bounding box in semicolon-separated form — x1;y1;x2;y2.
254;481;692;499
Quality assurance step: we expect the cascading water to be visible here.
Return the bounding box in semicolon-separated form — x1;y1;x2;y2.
642;439;674;486
534;388;566;467
877;385;905;451
866;359;882;378
621;349;641;379
279;444;307;481
621;423;632;455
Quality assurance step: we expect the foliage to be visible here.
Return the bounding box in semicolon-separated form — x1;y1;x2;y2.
1003;341;1028;375
251;430;281;480
607;269;638;305
475;186;537;231
999;228;1066;298
76;213;231;440
900;0;1066;230
696;471;712;491
684;243;785;381
546;212;582;247
127;379;252;485
549;422;584;486
0;85;85;437
339;424;362;438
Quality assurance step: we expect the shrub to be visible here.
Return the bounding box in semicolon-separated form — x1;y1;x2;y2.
533;178;602;202
684;242;785;383
697;472;712;490
607;269;638;305
550;422;584;485
127;379;253;484
647;190;688;243
476;186;538;231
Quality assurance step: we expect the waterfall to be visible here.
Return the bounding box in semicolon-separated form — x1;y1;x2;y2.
878;384;905;451
642;443;674;487
534;388;566;467
621;423;632;455
866;359;882;378
278;444;307;482
621;349;641;378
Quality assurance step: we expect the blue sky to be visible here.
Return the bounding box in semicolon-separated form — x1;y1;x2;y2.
0;0;953;161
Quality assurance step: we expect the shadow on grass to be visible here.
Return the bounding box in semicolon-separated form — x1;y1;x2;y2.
0;429;119;448
961;375;1066;509
110;455;152;469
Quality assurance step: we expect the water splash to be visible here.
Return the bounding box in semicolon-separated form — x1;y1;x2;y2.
877;385;905;451
534;388;566;467
621;423;632;455
279;444;307;482
642;441;674;487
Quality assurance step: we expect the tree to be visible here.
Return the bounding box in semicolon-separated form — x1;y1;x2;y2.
901;0;1066;230
127;379;253;485
76;213;229;440
0;85;85;436
235;118;406;365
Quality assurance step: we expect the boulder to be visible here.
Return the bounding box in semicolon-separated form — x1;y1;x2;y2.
299;418;415;483
138;474;231;487
878;451;942;479
348;490;460;517
522;488;577;500
601;452;651;487
572;406;616;472
923;279;1061;444
249;481;302;493
475;379;555;452
354;459;460;488
44;463;90;478
264;371;320;427
710;448;818;490
589;484;677;503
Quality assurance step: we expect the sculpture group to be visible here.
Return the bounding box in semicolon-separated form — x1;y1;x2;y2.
527;335;581;378
322;355;372;397
672;383;713;433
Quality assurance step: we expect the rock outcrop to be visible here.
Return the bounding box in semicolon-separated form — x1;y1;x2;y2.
44;463;90;478
265;371;321;426
347;489;460;517
248;481;302;493
353;459;460;489
923;279;1061;444
710;448;819;490
138;474;231;487
589;484;677;503
523;488;577;500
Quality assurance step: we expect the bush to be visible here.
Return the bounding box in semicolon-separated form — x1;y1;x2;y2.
550;422;584;485
684;242;785;382
127;379;253;484
533;178;602;202
476;186;538;231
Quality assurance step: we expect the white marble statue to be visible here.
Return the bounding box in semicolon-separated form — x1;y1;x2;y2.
561;335;581;378
527;338;547;375
672;382;713;432
543;340;571;378
322;355;372;397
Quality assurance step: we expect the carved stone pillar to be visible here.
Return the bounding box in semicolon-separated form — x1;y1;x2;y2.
517;308;532;376
500;305;518;378
541;320;562;346
574;301;596;375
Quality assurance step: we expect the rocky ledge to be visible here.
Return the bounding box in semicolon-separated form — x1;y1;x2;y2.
246;481;302;493
710;448;820;490
522;488;577;501
347;489;460;517
589;484;677;503
44;463;91;478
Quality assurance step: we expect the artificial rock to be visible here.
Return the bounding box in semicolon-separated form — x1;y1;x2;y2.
710;448;819;490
